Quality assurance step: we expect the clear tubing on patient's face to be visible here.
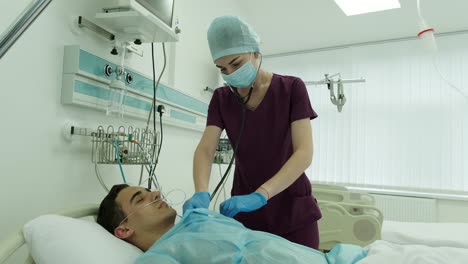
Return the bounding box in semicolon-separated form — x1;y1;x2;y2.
119;197;170;226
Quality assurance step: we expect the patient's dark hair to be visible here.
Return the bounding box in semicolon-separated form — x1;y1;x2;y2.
97;184;129;234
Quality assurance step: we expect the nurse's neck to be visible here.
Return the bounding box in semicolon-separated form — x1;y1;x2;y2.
236;69;271;98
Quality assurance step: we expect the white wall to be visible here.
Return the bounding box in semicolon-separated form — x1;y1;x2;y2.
0;0;243;246
170;0;243;101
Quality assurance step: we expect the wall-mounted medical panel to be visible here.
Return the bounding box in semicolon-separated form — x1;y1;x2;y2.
62;45;208;132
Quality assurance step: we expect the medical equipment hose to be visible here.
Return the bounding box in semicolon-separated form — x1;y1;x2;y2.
416;0;467;101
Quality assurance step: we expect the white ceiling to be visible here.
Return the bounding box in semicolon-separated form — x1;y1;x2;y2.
233;0;468;55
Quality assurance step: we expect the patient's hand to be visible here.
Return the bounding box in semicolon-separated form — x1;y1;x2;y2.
220;192;267;218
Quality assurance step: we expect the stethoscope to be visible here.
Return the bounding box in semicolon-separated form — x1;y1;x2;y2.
210;54;262;201
229;84;254;107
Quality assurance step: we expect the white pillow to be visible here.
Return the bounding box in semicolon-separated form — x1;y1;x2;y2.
23;214;143;264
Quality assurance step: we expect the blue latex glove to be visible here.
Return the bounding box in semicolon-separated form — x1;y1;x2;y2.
220;192;267;218
183;192;210;214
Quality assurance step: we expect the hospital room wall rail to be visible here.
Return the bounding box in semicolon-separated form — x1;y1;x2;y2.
264;28;468;59
0;0;53;59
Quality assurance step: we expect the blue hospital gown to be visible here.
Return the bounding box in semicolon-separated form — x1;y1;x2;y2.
136;209;367;264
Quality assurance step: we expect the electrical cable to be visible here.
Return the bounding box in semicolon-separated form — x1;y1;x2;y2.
140;42;167;189
157;108;164;164
151;43;157;189
150;108;164;180
149;44;167;189
149;43;156;189
151;43;167;165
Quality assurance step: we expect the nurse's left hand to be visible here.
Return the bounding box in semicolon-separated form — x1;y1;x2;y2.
220;192;267;218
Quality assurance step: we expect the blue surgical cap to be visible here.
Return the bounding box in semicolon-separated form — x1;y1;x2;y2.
207;16;260;62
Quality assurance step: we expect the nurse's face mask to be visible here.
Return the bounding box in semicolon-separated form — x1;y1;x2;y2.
221;53;259;89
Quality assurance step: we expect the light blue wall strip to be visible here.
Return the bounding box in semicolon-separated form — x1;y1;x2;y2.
78;50;208;115
75;80;110;100
74;81;196;124
170;109;197;124
75;80;151;111
79;50;117;80
123;95;152;111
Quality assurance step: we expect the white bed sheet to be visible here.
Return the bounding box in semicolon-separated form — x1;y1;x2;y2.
358;240;468;264
382;220;468;248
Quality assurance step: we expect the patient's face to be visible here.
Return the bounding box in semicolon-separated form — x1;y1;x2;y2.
116;186;176;230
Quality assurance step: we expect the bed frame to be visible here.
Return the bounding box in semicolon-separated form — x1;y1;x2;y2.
0;204;99;264
313;184;383;250
318;200;382;250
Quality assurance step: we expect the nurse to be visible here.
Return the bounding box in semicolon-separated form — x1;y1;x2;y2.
183;15;322;249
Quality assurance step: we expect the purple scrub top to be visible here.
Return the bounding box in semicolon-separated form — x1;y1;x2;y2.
207;73;322;236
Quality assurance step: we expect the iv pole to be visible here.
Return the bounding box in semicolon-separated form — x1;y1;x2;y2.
305;73;365;112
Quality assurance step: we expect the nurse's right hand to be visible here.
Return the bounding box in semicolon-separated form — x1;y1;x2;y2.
182;191;210;215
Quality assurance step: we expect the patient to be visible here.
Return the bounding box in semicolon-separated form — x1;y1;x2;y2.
97;184;367;264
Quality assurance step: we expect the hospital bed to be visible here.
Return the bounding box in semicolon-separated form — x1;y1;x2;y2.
2;204;468;264
313;184;383;250
0;185;383;262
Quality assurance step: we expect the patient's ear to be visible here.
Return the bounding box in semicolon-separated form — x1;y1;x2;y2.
114;225;134;239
